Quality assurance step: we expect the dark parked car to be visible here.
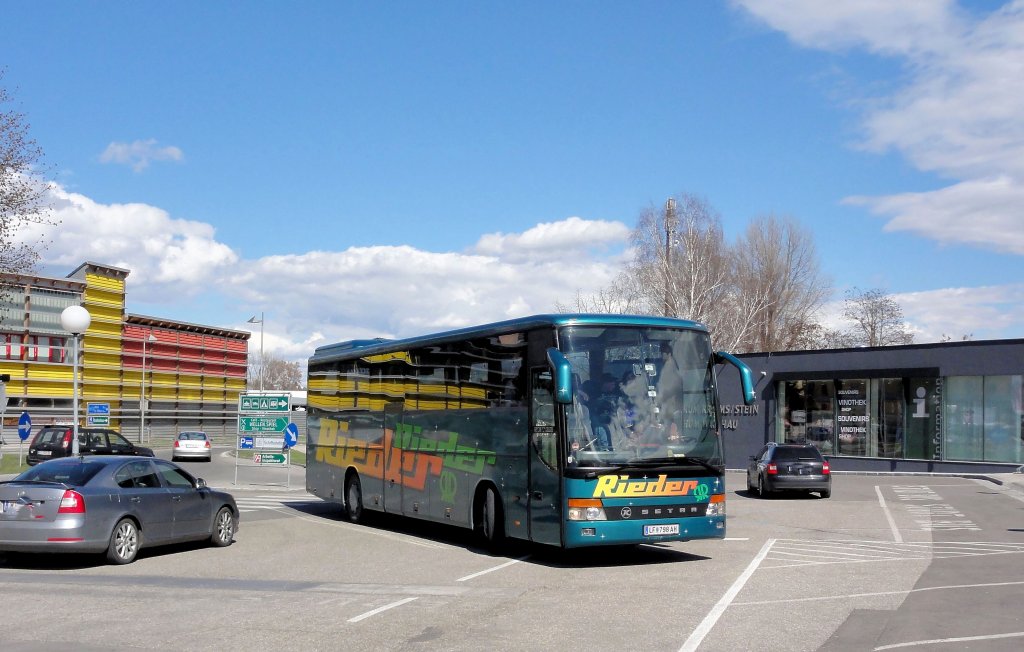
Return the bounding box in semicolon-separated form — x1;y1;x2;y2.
27;426;155;466
746;443;831;498
0;456;238;564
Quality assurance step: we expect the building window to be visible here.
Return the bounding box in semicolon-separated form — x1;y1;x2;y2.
945;375;1023;464
944;376;985;461
904;378;940;460
0;333;23;360
779;380;835;453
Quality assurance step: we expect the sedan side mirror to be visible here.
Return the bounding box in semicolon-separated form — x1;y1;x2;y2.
196;478;208;489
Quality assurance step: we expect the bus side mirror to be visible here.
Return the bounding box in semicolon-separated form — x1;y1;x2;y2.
715;351;756;406
546;348;574;404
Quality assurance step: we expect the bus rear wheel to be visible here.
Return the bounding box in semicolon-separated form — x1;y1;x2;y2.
344;473;364;523
476;485;505;548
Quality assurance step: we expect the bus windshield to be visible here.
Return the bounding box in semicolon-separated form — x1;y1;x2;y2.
559;325;722;468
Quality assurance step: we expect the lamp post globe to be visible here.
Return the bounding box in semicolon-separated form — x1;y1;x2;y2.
60;305;91;334
61;305;91;456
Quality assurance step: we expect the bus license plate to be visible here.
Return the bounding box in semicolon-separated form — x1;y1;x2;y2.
644;524;679;536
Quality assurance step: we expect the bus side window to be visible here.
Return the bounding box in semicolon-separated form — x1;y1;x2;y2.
531;369;558;469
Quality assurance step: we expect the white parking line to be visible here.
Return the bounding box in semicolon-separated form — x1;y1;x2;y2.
347;597;419;623
874;630;1024;650
455;555;530;582
679;538;775;652
876;485;903;542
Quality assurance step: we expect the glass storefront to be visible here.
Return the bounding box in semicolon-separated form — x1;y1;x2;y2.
777;375;1023;464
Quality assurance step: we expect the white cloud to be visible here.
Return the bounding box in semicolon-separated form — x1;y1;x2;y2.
845;176;1024;254
225;236;625;342
734;0;1024;256
29;191;628;361
99;139;184;172
472;216;630;262
25;183;237;290
896;284;1024;341
733;0;962;56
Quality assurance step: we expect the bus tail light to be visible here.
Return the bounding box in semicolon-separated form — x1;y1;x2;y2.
706;493;726;517
567;498;607;521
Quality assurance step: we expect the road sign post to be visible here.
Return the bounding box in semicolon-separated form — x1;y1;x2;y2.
87;402;110;426
17;411;31;467
235;392;293;487
238;416;289;433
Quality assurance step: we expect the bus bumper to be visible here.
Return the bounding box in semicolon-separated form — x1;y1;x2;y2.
563;514;726;547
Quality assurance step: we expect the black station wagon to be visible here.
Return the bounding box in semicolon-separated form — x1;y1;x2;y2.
27;426;155;466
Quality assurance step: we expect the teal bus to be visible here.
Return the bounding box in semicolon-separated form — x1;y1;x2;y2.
305;314;755;548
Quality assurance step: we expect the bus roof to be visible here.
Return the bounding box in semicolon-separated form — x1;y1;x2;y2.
310;313;707;364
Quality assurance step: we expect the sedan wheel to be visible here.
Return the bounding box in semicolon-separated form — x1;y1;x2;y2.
106;518;140;565
757;474;768;498
211;507;235;547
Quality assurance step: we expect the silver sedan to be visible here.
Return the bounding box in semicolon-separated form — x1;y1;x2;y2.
0;456;239;564
172;431;213;462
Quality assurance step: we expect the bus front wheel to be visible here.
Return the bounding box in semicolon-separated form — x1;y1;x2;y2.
476;485;505;547
344;473;364;523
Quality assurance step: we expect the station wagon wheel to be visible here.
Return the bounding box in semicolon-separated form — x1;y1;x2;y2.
211;507;235;547
757;474;768;498
344;473;363;523
106;518;140;565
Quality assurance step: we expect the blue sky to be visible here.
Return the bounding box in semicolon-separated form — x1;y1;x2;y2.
4;1;1024;361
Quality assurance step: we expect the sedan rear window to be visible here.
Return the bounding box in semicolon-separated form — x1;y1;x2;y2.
15;460;106;486
772;447;823;462
178;432;208;440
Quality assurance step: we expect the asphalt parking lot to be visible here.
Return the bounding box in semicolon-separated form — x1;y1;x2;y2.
2;452;1023;651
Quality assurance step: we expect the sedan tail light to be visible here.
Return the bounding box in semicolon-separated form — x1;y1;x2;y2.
204;440;211;449
58;490;86;514
822;461;831;475
766;463;778;475
174;440;180;448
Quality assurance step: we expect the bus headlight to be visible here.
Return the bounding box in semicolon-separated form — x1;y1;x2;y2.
568;499;607;521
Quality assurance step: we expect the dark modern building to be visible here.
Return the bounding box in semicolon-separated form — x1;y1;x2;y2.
715;339;1024;474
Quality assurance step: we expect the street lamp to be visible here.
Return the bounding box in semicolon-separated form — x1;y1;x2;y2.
140;333;157;443
247;312;264;391
61;305;91;457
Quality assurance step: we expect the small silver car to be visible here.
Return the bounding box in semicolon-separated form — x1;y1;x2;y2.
172;431;212;462
0;456;238;564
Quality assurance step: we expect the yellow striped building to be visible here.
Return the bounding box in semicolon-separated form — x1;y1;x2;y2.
0;262;250;442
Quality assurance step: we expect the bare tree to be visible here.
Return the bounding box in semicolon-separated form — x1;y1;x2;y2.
631;193;730;324
1;73;55;279
248;354;305;390
558;202;831;354
554;268;645;314
841;287;914;347
731;215;831;352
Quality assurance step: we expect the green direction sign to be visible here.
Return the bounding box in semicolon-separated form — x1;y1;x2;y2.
253;452;287;465
238;416;289;433
239;394;291;413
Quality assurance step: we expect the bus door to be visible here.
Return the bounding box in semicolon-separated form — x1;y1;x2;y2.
383;401;404;514
529;368;563;545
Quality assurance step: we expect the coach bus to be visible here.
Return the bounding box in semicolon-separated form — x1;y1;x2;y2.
305;314;755;548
